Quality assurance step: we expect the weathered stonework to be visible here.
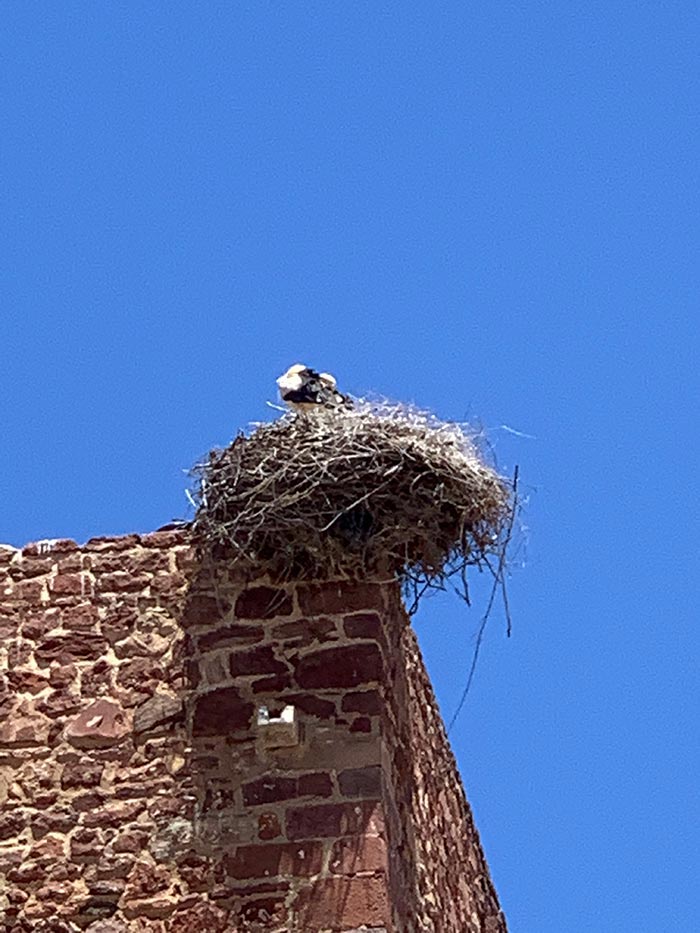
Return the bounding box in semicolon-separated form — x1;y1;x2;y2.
0;531;506;932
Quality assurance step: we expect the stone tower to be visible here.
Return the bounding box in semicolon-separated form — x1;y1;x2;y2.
0;529;507;931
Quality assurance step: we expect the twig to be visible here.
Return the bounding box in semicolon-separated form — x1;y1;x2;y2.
447;464;519;729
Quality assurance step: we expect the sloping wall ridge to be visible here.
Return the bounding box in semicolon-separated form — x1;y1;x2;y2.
0;531;506;932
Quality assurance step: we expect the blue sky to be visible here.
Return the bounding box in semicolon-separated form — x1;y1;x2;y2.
2;4;698;930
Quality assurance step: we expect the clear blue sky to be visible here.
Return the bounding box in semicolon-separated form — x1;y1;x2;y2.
2;4;698;930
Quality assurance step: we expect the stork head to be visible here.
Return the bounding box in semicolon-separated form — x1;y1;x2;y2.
276;363;309;392
318;372;337;389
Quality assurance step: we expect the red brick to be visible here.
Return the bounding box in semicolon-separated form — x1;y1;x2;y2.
297;581;385;616
102;605;138;642
51;573;88;596
343;611;384;640
6;639;33;666
71;791;107;813
113;829;149;853
1;611;21;641
257;812;282;840
180;593;231;627
96;571;151;593
31;806;76;837
8;859;45;883
29;834;66;860
297;771;333;798
169;902;230;933
242;776;297;806
281;693;336;719
285;803;340;840
6;669;49;693
329;834;388;875
85;535;140;551
243;772;332;806
0;545;17;563
150;571;187;603
286;801;383;840
80;659;115;697
35;632;108;665
227;880;291;895
294;875;390;929
0;810;26;841
295;643;383;688
92;551;169;575
36;688;81;719
229;646;288;677
123;860;171;898
66;699;129;748
191;687;254;736
271;616;338;642
197;623;264;651
12;577;46;603
61;603;99;631
0;703;52;745
236;893;288;928
350;716;373;733
69;827;106;862
23;539;78;556
49;662;78;689
223;841;323;879
251;672;294;692
84;800;147;829
339;765;382;798
116;658;165;699
235;587;293;619
61;760;104;789
133;694;183;735
141;529;191;548
12;556;53;579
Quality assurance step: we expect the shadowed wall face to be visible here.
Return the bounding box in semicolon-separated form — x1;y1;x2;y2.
0;532;505;932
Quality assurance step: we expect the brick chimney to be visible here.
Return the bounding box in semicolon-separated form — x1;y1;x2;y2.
0;531;506;932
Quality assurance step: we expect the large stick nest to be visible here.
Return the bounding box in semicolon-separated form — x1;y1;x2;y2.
191;401;514;608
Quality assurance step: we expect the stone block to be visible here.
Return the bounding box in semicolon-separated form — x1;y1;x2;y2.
180;594;231;627
0;702;52;746
197;623;264;651
235;587;293;619
169;902;230;933
228;646;288;677
341;690;381;715
61;760;104;789
293;875;390;930
297;581;385;616
339;765;382;798
295;643;383;688
191;687;254;736
330;834;388;875
133;694;183;735
223;841;324;879
343;611;385;640
66;699;129;748
35;632;108;665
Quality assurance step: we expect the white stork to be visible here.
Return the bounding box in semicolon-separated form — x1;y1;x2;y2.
276;364;351;411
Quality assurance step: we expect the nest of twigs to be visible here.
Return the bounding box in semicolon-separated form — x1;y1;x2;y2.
191;401;515;610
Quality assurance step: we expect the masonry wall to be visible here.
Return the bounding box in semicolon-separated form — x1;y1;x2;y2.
0;531;506;932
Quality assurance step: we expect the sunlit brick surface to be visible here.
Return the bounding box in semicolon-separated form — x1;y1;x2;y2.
0;533;505;931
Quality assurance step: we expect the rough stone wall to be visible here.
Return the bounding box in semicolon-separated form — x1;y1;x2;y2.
0;532;194;933
0;532;505;932
382;590;507;932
